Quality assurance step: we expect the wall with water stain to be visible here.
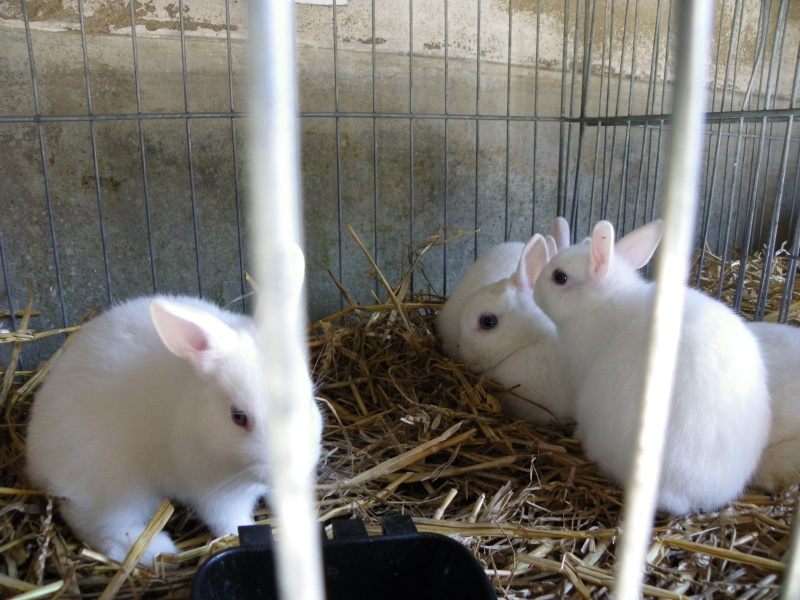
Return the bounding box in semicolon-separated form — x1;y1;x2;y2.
1;0;798;364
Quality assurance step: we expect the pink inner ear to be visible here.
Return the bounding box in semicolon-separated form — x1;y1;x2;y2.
590;222;615;279
591;244;605;276
172;320;220;373
517;234;549;292
615;219;664;269
187;328;211;354
164;316;214;367
150;300;230;373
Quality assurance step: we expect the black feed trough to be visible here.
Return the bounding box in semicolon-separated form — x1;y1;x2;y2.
191;515;497;600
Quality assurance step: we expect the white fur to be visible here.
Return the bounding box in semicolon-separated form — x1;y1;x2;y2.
26;295;323;565
532;219;771;515
437;242;525;358
437;217;572;360
437;218;574;424
456;233;573;423
747;321;800;490
548;215;570;253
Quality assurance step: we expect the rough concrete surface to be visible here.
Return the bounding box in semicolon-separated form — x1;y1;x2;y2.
1;0;798;365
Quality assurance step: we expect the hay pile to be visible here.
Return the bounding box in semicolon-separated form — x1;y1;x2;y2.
691;242;800;326
1;234;799;599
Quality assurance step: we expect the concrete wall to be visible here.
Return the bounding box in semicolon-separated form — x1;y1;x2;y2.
1;0;799;364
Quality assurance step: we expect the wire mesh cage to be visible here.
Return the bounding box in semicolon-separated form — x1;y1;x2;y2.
2;0;800;597
1;0;798;350
2;0;799;364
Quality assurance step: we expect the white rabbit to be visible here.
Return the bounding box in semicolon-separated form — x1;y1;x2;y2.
437;242;524;358
437;218;573;424
437;217;570;360
456;233;573;424
530;219;771;515
26;291;323;566
747;321;800;490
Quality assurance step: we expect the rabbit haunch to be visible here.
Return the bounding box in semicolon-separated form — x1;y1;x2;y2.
25;295;323;566
747;321;800;490
529;220;771;515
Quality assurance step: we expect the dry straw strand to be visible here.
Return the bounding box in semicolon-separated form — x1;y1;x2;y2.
97;499;175;600
1;286;35;408
1;229;799;598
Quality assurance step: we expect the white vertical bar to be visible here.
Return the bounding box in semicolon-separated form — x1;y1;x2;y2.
248;1;325;600
613;1;713;599
781;498;800;600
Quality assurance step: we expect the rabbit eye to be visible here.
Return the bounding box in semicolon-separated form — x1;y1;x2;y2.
479;314;498;330
553;269;568;285
231;406;249;429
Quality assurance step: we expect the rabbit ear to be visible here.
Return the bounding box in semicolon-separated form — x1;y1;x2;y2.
549;216;570;250
590;221;615;280
615;219;664;269
544;235;557;257
150;299;238;373
516;234;550;292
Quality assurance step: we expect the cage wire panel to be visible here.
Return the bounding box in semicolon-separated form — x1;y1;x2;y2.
1;3;800;356
1;0;800;598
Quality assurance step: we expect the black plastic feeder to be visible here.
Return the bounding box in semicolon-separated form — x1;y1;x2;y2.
191;515;497;600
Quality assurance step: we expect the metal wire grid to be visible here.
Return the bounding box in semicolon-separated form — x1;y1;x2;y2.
1;0;799;360
558;0;800;260
0;2;799;597
0;0;248;356
300;0;800;322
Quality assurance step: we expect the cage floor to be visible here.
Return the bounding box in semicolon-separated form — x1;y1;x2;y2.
1;237;799;599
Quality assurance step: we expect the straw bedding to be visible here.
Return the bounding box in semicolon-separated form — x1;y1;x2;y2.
1;233;799;599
